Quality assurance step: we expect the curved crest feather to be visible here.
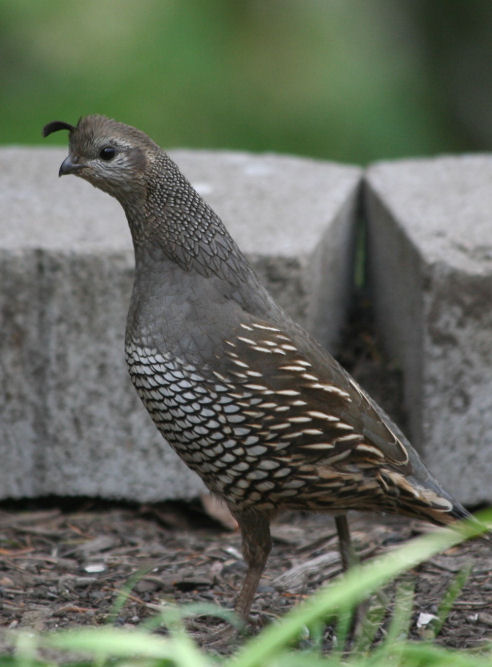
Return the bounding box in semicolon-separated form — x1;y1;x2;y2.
42;121;75;138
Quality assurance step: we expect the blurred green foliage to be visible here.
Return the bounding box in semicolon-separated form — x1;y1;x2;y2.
1;0;491;164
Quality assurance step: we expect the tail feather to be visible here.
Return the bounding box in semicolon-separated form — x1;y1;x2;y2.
425;498;489;542
382;470;488;539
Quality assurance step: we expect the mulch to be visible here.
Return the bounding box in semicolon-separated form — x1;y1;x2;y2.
0;501;490;656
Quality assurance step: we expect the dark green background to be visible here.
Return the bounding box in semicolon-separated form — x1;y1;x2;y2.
1;0;491;164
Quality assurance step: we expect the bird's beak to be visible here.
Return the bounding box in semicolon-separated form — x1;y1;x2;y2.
58;155;84;177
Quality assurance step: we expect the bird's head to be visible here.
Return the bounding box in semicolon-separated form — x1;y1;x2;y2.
43;115;160;201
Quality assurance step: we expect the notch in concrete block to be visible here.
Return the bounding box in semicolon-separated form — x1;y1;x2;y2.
365;156;492;505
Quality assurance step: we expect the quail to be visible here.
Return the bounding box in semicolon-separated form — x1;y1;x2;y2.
43;115;471;621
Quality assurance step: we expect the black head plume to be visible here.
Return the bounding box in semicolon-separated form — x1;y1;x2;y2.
42;120;75;138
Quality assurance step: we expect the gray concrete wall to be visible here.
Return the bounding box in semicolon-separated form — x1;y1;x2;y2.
365;156;492;505
0;148;361;501
2;148;490;507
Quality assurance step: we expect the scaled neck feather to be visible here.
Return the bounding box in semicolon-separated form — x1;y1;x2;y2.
125;152;252;286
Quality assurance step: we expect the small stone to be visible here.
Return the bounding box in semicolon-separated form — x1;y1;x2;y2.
84;563;106;573
416;612;437;628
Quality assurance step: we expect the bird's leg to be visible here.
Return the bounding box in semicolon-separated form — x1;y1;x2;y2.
335;514;358;570
187;511;271;646
234;510;272;622
334;514;388;644
334;514;363;642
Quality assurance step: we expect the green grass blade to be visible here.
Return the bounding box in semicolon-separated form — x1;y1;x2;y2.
141;601;238;633
430;564;472;639
391;640;492;667
351;597;386;656
44;627;213;667
106;567;152;625
369;580;414;666
330;606;353;664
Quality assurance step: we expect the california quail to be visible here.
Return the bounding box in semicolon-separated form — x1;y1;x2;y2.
43;115;471;621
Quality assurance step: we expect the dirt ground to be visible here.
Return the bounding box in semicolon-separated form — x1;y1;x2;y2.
0;502;490;656
1;295;490;656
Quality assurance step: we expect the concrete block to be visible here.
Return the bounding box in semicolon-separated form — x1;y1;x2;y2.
365;156;492;505
0;147;361;501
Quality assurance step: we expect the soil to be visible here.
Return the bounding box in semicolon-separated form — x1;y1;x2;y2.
0;503;490;657
1;294;490;657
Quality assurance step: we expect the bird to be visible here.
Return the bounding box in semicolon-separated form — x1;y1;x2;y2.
43;115;471;622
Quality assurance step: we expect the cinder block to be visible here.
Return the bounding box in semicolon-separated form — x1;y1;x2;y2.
365;156;492;505
0;147;361;501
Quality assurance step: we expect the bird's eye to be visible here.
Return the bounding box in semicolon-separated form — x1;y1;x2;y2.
99;146;116;161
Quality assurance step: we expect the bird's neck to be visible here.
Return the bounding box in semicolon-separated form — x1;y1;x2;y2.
124;153;252;286
123;153;283;332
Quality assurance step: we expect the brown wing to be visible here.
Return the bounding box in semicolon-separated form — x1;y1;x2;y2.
222;319;411;472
